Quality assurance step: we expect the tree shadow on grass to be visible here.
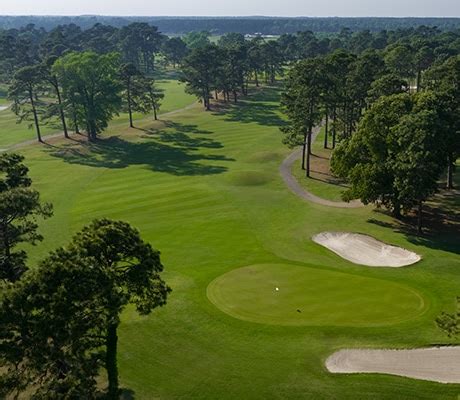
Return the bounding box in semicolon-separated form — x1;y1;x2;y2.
367;202;460;255
136;121;222;151
119;388;136;399
211;87;286;127
213;100;285;127
309;174;349;189
46;125;233;176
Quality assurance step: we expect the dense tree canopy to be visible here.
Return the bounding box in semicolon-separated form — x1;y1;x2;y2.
53;52;123;140
331;92;451;231
0;218;170;399
0;153;52;282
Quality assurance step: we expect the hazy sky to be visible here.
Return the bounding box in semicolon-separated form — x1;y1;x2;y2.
0;0;459;17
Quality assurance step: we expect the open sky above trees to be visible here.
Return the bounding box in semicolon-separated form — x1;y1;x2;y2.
1;0;460;17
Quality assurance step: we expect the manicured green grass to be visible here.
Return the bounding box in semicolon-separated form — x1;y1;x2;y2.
14;85;460;399
0;79;195;148
208;263;427;327
0;107;57;149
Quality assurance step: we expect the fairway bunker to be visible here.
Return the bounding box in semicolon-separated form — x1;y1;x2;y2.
207;264;426;326
0;105;8;112
326;347;460;384
312;232;421;267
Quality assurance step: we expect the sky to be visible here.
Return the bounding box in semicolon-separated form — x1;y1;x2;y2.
0;0;459;17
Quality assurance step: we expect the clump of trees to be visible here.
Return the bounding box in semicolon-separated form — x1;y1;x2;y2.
281;50;388;176
331;92;452;232
2;22;171;142
281;33;459;233
181;33;283;110
0;154;170;399
7;51;165;142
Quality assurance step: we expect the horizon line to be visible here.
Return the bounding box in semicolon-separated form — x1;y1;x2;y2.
1;14;460;19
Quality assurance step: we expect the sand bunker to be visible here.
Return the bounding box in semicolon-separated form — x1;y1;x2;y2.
326;347;460;383
0;106;8;112
312;232;421;267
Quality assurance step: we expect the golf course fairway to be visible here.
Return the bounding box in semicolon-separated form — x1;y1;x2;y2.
6;86;460;399
207;263;427;326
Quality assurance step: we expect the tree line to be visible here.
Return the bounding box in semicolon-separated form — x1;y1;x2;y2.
281;29;459;233
3;23;460;126
2;16;460;34
0;153;170;398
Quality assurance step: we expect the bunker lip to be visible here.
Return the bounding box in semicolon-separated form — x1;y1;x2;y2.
325;347;460;384
312;231;421;267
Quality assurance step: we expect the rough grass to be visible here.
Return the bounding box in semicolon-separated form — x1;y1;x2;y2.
13;85;460;399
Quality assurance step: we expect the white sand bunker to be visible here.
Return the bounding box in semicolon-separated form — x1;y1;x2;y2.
312;232;421;267
326;347;460;384
0;106;8;112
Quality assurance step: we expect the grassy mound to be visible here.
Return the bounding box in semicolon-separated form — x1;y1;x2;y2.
248;151;282;163
226;170;273;186
207;263;427;327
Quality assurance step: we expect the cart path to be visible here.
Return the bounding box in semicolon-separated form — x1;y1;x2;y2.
279;127;364;208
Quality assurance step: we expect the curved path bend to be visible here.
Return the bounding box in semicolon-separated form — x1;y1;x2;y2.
280;127;364;209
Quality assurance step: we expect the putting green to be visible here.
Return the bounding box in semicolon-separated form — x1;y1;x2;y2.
207;264;427;326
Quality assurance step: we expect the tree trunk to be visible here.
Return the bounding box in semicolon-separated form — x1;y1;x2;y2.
306;124;313;178
324;110;329;149
416;69;421;92
417;200;423;235
86;111;97;141
72;102;79;134
447;153;454;189
254;71;259;87
106;322;119;400
214;90;218;101
392;202;402;219
127;80;133;128
54;81;68;138
153;104;158;121
29;88;42;143
301;131;307;170
233;90;237;103
332;108;337;149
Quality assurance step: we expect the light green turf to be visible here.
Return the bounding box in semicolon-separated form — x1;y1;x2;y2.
13;85;460;399
208;263;427;326
0;79;195;148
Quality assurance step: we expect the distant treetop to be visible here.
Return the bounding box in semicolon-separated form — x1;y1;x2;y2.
1;16;460;34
